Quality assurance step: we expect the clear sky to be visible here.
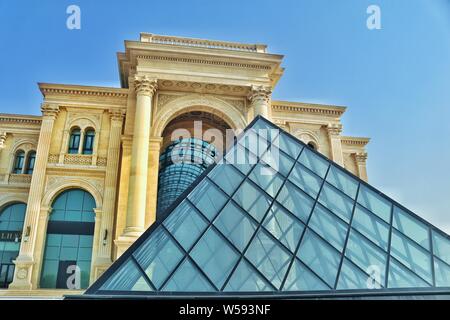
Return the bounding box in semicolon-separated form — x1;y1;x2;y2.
0;0;449;231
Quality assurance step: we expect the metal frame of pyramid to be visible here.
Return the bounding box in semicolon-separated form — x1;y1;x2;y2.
80;116;450;299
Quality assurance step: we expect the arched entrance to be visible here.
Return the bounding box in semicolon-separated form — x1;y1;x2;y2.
40;189;95;289
0;203;26;288
157;111;232;215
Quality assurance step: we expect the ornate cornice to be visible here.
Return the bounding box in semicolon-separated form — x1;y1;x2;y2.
0;114;42;125
140;33;267;53
134;76;158;96
136;55;272;70
39;83;129;99
248;85;272;104
271;101;346;117
341;136;370;146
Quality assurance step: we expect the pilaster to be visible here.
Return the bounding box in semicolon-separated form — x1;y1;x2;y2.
355;152;369;182
10;103;59;290
248;85;272;120
327;123;344;166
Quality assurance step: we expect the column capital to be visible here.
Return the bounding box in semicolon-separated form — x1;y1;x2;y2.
41;103;59;119
134;75;158;96
109;108;126;122
0;132;7;149
248;85;272;104
327;123;343;136
355;152;368;163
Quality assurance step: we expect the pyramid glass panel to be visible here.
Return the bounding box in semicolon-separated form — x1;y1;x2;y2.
162;258;215;292
434;258;450;287
297;230;341;287
318;183;354;223
213;201;257;252
390;230;433;284
85;117;450;298
393;206;430;250
283;258;329;291
162;201;208;251
308;204;348;252
326;165;359;199
190;227;239;289
432;231;450;265
288;162;322;198
351;205;390;250
245;229;292;289
224;260;273;292
262;203;305;253
337;258;381;290
133;228;183;289
344;230;388;285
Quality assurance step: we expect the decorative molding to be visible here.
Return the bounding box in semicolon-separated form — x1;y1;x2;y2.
355;152;368;163
248;85;272;104
292;129;320;150
108;108;126;122
133;76;158;96
64;154;93;166
272;101;346;117
0;115;41;125
48;154;59;164
0;174;32;185
41;104;59;119
96;157;108;167
158;81;248;96
0;132;6;149
157;94;181;110
341;136;370;146
136;55;271;70
39;84;128;99
140;32;267;53
327;123;343;136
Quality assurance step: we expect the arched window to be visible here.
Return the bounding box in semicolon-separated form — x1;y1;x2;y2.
40;189;95;289
0;203;26;288
68;128;81;154
12;150;25;174
307;142;317;151
25;151;36;175
82;129;95;155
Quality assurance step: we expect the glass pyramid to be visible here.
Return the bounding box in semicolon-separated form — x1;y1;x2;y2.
85;116;450;298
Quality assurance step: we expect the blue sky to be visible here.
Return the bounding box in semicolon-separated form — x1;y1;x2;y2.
0;0;449;231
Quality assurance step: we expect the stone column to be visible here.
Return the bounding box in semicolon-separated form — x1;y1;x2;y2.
10;104;59;290
355;152;368;182
145;137;163;228
248;85;272;120
95;109;125;266
122;76;157;238
327;123;344;166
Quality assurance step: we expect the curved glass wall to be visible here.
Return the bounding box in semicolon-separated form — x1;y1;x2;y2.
0;203;26;288
157;138;217;215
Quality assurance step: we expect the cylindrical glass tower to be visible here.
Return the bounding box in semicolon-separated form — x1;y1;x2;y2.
157;138;217;214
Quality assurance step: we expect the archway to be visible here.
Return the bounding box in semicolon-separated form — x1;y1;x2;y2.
40;189;95;289
0;203;26;288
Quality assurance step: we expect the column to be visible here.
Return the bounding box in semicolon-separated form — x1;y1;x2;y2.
145;137;162;228
327;123;344;166
355;152;369;182
248;85;272;119
95;109;125;265
10;104;59;290
122;76;157;237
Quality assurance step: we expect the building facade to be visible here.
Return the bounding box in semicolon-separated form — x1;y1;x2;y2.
0;33;369;297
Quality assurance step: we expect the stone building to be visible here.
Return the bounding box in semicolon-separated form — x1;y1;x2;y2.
0;33;370;297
